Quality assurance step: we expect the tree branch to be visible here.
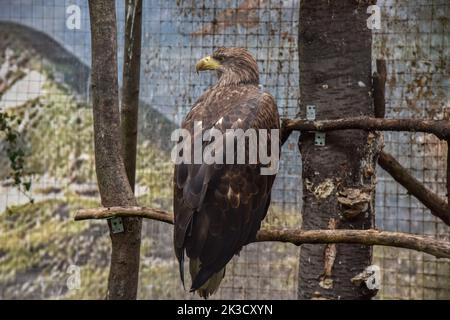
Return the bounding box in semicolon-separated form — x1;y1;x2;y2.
284;117;450;140
75;207;450;259
373;59;386;118
447;141;450;208
76;206;172;224
121;0;142;189
378;151;450;226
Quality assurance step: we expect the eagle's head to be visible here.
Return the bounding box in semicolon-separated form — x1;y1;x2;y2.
196;47;259;86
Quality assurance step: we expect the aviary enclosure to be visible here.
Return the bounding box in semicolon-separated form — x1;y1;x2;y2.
0;0;449;300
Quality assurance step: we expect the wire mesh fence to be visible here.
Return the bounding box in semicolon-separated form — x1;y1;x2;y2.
372;0;450;299
0;0;448;299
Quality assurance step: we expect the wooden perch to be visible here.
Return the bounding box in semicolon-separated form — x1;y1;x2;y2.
378;151;450;226
284;117;450;140
75;207;450;259
76;206;173;224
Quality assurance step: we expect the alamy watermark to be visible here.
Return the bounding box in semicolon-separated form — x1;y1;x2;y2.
66;4;81;30
365;265;381;290
66;264;81;291
367;5;381;30
171;121;279;175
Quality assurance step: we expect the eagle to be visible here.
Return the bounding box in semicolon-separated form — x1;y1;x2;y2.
173;47;280;298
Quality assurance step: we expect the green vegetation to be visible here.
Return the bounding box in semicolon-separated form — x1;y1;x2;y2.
0;34;173;298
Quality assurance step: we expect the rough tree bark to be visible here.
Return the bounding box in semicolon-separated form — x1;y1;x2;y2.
373;59;386;119
121;0;142;187
117;0;143;299
88;0;139;300
297;0;378;299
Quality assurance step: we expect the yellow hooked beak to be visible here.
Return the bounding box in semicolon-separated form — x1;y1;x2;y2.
195;56;221;74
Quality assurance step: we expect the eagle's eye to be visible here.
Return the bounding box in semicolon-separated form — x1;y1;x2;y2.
215;55;225;62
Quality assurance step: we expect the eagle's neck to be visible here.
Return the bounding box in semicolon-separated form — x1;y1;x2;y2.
216;67;259;87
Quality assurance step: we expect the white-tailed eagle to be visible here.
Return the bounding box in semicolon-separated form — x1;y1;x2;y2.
173;47;280;298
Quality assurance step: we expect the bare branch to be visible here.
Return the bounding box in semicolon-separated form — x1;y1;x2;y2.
378;151;450;226
75;207;450;259
284;117;450;140
76;206;172;224
373;59;386;118
121;0;142;189
447;141;450;208
256;229;450;260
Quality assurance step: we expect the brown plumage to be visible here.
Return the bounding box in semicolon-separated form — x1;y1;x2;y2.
173;47;280;298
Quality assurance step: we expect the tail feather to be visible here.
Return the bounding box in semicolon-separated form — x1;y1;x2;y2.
189;258;225;299
178;251;185;290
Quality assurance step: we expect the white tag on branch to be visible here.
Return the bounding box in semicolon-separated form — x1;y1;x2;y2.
351;265;381;291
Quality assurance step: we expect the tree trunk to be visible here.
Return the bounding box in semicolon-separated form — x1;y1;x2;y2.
297;0;379;299
121;0;142;188
117;0;143;299
88;0;139;300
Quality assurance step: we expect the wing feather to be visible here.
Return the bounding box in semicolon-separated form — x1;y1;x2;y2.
174;85;280;290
